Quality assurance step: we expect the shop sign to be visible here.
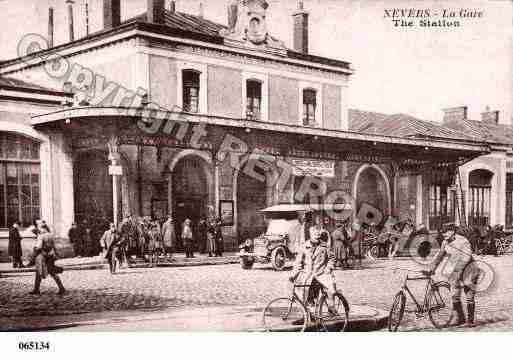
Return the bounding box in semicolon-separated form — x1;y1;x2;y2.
288;148;339;160
289;157;335;178
119;135;214;150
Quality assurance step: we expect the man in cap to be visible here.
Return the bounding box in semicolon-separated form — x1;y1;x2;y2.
290;233;338;315
424;223;479;327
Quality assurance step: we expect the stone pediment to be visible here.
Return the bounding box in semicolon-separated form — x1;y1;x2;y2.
220;0;287;56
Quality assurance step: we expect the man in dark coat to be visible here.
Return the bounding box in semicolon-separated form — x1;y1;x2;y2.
8;221;23;268
214;218;224;257
68;223;80;257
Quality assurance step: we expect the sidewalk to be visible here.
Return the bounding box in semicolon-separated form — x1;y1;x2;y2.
0;252;241;275
0;304;388;332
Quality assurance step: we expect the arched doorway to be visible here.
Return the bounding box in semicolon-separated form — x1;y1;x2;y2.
172;155;211;249
74;150;113;256
468;169;493;226
236;162;269;240
354;165;390;225
74;151;113;225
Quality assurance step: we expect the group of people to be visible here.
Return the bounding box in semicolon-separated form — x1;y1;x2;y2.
67;218;110;258
293;212;479;327
92;214;225;274
299;214;362;269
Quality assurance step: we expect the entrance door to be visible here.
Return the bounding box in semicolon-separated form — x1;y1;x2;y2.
356;166;389;225
74;151;113;255
172;156;209;251
74;151;113;224
237;164;267;240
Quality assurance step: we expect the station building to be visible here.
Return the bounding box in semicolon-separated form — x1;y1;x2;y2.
0;0;492;258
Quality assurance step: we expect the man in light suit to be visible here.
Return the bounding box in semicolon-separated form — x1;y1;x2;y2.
290;233;337;315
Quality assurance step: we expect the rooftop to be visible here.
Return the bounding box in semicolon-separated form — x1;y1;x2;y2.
349;109;482;143
0;9;351;74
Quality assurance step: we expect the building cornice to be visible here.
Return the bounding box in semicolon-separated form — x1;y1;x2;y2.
31;106;490;154
0;21;353;78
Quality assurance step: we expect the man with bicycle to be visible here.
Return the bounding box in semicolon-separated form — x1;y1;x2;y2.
424;223;479;327
289;230;338;316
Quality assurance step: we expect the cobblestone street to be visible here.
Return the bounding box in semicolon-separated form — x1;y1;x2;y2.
1;255;512;331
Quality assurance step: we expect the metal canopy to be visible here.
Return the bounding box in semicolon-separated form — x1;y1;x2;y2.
31;107;492;174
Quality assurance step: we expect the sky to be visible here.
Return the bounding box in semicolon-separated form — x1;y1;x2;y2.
0;0;512;125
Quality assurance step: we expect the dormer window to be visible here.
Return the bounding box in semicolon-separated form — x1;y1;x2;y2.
303;88;317;126
182;70;200;113
246;80;262;120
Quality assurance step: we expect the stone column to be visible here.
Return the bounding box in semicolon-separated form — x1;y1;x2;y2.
108;136;121;227
167;172;173;216
214;161;220;217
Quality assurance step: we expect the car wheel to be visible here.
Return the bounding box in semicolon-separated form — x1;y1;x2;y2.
271;247;286;271
240;257;254;270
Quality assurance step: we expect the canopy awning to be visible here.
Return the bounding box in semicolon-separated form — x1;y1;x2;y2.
31;106;497;173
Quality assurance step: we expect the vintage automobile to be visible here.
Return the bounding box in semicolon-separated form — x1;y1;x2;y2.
238;204;352;271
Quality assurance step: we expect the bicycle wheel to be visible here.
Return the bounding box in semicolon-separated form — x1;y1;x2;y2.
388;291;406;332
368;245;379;260
262;297;308;332
317;292;350;332
428;281;452;329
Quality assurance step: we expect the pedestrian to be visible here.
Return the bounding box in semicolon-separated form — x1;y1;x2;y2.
182;218;194;258
331;220;348;269
323;217;335;247
68;223;80;257
147;222;162;267
198;218;208;254
162;215;176;259
137;217;149;259
8;221;23;268
105;227;126;274
424;223;479;327
29;225;66;295
84;225;93;257
206;219;216;257
26;220;40;267
100;223;117;258
352;218;363;260
214;218;224;257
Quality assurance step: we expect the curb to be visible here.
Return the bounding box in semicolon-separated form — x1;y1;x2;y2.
0;257;241;275
1;305;389;332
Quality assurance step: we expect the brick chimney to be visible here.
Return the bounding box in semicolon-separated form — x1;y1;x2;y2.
66;0;75;42
442;106;468;123
169;1;176;13
293;0;309;54
103;0;121;30
227;0;238;29
198;3;204;19
48;7;54;48
147;0;166;24
481;107;499;124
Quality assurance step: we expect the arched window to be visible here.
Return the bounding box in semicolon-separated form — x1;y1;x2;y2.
182;69;200;113
303;88;317;126
246;80;262;120
0;133;40;228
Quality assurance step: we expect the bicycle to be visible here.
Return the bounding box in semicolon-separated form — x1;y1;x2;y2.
262;276;350;332
388;270;452;331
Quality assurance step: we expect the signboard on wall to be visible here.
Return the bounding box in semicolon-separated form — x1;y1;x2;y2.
289;158;335;178
219;200;234;226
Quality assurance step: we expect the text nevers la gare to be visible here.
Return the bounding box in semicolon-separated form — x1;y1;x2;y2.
384;9;484;28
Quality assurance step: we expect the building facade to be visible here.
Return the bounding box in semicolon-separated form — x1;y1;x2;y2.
0;0;490;259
